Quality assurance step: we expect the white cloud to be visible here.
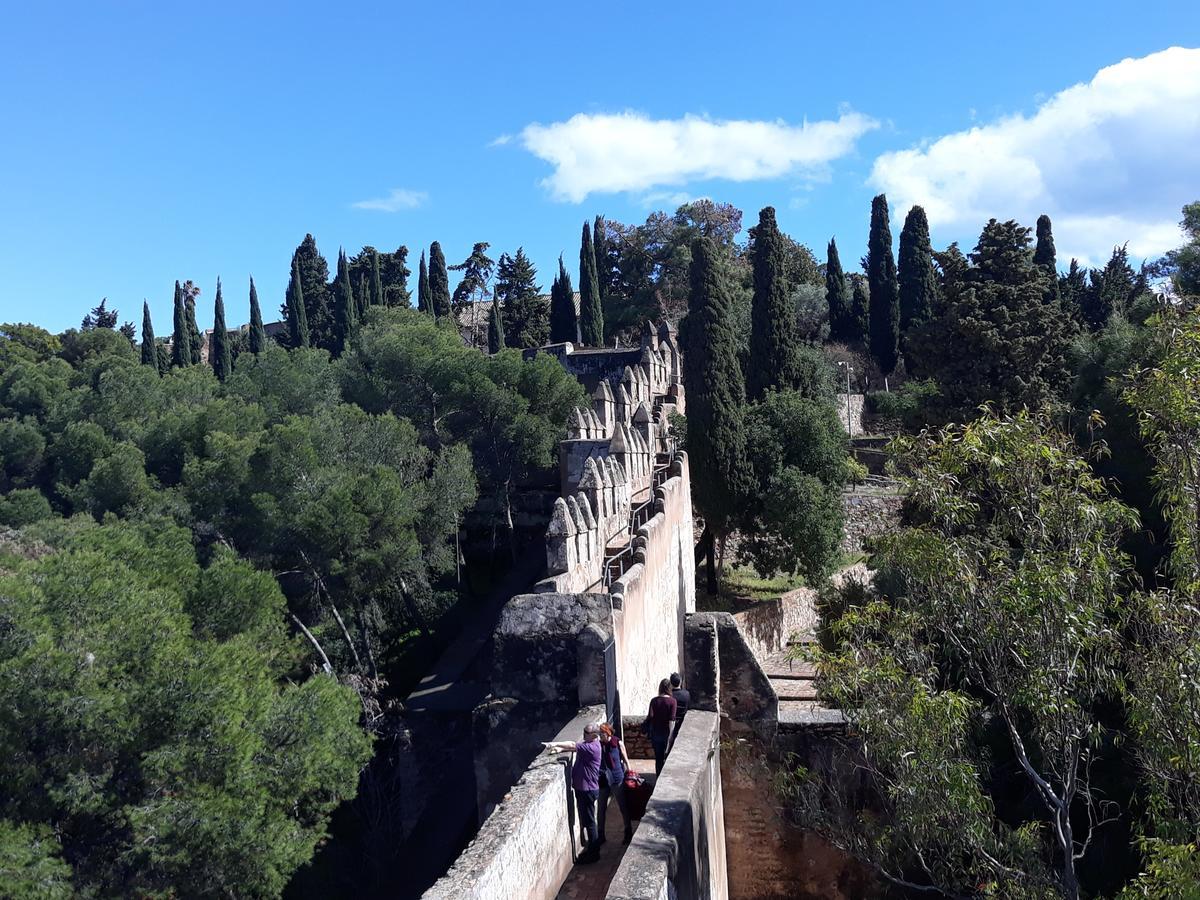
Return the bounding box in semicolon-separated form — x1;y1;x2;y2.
517;110;879;203
639;190;693;209
351;188;428;212
870;47;1200;265
489;134;512;147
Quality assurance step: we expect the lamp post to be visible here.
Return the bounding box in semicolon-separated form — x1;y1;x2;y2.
837;361;853;439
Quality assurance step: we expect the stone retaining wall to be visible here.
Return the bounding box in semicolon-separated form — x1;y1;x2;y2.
841;491;904;554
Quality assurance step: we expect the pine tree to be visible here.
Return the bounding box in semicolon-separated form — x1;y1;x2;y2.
679;236;749;594
331;249;356;355
1081;245;1139;331
1034;214;1061;304
825;238;853;343
579;221;604;345
288;235;331;349
488;291;506;353
371;249;384;309
417;251;431;315
549;255;578;344
867;194;900;374
850;275;870;345
1060;258;1087;325
185;291;203;365
898;205;937;334
211;279;231;381
495;248;547;348
428;242;452;319
285;258;309;348
381;245;412;307
747;206;797;399
171;281;191;368
248;276;266;353
140;301;160;374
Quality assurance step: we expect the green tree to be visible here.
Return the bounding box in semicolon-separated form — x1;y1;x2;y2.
289;235;332;349
211;279;231;381
848;274;870;345
747;207;798;399
380;245;412;307
428;242;452;319
801;411;1135;899
331;249;356;356
81;299;119;330
549;255;577;344
897;205;936;333
171;281;191;368
495;248;547;349
248;276;267;354
579;221;604;346
140;301;160;374
867;194;900;374
285;258;310;349
417;250;431;315
593;214;608;309
825;238;854;343
679;237;750;593
488;292;505;354
182;281;203;366
371;248;384;308
1082;245;1142;332
1148;201;1200;301
1034;214;1061;304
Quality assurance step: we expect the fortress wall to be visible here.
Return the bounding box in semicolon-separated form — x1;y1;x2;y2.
424;706;606;900
607;710;728;900
610;453;696;718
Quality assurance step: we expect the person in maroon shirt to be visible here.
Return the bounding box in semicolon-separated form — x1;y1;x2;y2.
646;678;677;774
544;722;603;863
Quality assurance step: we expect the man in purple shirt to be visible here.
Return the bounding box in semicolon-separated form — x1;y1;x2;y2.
544;722;603;863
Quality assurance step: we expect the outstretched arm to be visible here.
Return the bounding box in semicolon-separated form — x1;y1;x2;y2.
543;741;575;753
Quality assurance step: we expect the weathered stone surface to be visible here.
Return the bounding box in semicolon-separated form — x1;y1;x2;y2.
841;491;903;554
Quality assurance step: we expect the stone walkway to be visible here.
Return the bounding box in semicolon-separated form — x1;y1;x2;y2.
555;759;656;900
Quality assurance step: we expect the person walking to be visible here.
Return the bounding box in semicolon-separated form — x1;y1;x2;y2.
646;678;677;775
543;722;604;864
668;672;691;750
597;722;634;845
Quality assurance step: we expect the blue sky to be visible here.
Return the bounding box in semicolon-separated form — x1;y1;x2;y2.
1;1;1197;333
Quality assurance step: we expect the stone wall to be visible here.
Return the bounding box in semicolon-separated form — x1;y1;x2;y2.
610;453;696;719
608;710;728;900
841;490;903;554
424;707;605;900
731;589;816;662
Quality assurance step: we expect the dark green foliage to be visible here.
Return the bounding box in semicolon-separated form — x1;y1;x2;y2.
867;194;900;374
1034;214;1061;304
1060;258;1088;323
549;255;577;344
289;235;332;349
417;251;431;314
140;302;160;374
171;281;191;368
81;299;119;330
897;205;937;333
866;379;941;432
488;294;505;353
285;258;310;349
679;237;749;541
825;238;854;343
248;276;266;354
747;207;798;399
593;215;608;308
331;249;356;356
155;342;170;374
1149;201;1200;300
495;248;546;348
1081;245;1142;331
211;279;231;381
381;245;412;307
450;242;495;319
428;242;452;319
849;275;870;345
578;221;604;346
183;283;203;366
371;249;384;308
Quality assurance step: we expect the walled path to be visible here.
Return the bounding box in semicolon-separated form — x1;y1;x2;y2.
554;759;656;900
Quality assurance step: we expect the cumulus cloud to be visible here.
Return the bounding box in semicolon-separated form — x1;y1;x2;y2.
870;47;1200;265
518;110;879;203
351;188;428;212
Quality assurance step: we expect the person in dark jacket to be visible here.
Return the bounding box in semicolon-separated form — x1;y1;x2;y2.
597;722;633;845
668;672;690;750
646;678;677;774
544;722;604;863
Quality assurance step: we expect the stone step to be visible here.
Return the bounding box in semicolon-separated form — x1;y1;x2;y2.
770;678;818;701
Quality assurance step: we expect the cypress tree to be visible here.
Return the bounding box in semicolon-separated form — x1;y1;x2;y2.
867;194;900;374
185;292;203;365
747;206;797;400
156;342;170;374
897;205;937;333
285;258;309;348
488;291;506;353
593;214;608;307
371;249;384;308
248;276;266;353
1034;214;1061;304
428;242;452;319
417;251;431;314
549;255;578;344
679;236;749;594
140;301;160;374
285;235;331;349
579;221;604;345
825;238;853;343
211;279;231;381
850;275;870;345
355;272;370;321
171;281;191;368
332;249;356;355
